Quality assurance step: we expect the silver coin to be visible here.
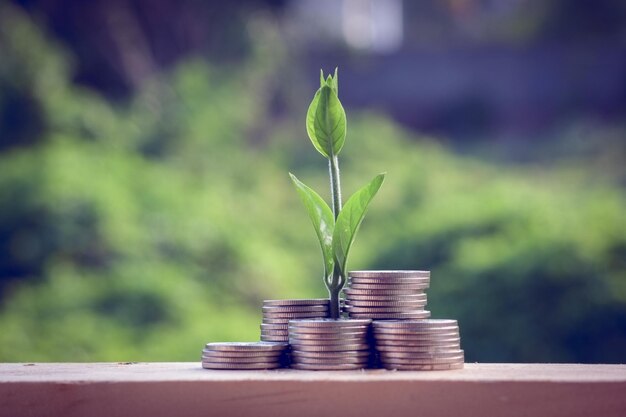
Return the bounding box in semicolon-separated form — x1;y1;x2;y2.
290;343;371;352
262;318;292;324
375;340;460;349
348;311;431;319
201;348;283;358
381;355;465;365
343;293;427;301
288;318;372;327
260;330;289;337
202;361;282;370
287;331;367;340
201;354;284;363
373;319;458;329
290;363;367;371
262;305;329;313
288;325;369;335
260;336;289;342
263;299;330;307
382;362;464;371
379;349;463;359
348;277;430;285
344;299;428;307
260;323;289;330
292;355;370;365
376;343;462;353
204;342;287;352
289;337;367;347
290;350;371;359
373;325;458;334
344;288;425;296
343;305;424;313
349;270;430;278
263;311;329;319
373;330;459;339
348;283;430;291
374;334;460;343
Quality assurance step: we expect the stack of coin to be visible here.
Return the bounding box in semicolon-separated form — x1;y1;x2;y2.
342;271;431;320
372;319;464;370
201;342;288;370
288;319;372;370
260;299;330;343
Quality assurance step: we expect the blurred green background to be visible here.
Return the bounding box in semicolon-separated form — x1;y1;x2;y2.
0;1;625;363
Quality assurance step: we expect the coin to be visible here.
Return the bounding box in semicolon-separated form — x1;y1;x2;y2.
204;342;287;352
262;305;329;313
292;356;370;365
201;354;285;363
343;299;427;308
288;318;372;327
290;363;367;371
202;362;282;370
289;338;367;347
290;343;370;352
260;335;289;342
342;294;427;302
287;325;369;334
374;336;461;346
263;311;328;319
290;350;371;359
260;329;289;336
263;299;330;307
349;270;430;278
348;283;430;290
373;326;459;335
287;331;367;340
373;319;458;329
382;362;464;371
343;305;426;314
375;342;461;352
260;323;289;331
375;340;460;349
262;318;293;324
201;349;284;358
348;311;431;319
348;277;430;285
343;288;425;296
378;349;464;359
381;355;465;365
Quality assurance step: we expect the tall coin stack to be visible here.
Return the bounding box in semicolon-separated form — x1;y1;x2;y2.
260;299;330;343
288;319;372;370
201;342;288;370
342;271;431;320
373;320;464;370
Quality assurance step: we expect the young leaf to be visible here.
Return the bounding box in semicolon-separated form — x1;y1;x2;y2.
332;173;385;275
320;69;325;87
289;173;335;277
305;85;347;158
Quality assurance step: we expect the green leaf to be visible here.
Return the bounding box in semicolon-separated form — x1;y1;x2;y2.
331;67;338;95
289;173;335;277
305;85;347;158
320;69;325;87
332;173;385;275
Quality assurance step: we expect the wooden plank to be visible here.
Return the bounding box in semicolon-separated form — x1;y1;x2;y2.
1;363;625;417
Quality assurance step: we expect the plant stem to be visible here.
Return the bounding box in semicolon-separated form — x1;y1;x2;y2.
328;155;342;218
328;155;343;319
329;286;341;319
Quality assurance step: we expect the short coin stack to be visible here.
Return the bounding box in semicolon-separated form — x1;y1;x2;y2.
343;270;431;320
373;319;464;370
201;342;288;370
260;299;330;343
288;319;372;370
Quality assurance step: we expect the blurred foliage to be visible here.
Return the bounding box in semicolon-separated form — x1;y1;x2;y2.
0;5;625;363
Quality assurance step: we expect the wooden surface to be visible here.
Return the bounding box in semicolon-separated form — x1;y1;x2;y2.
1;363;625;417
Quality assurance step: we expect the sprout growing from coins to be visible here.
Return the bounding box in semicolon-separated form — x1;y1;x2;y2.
290;69;385;319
